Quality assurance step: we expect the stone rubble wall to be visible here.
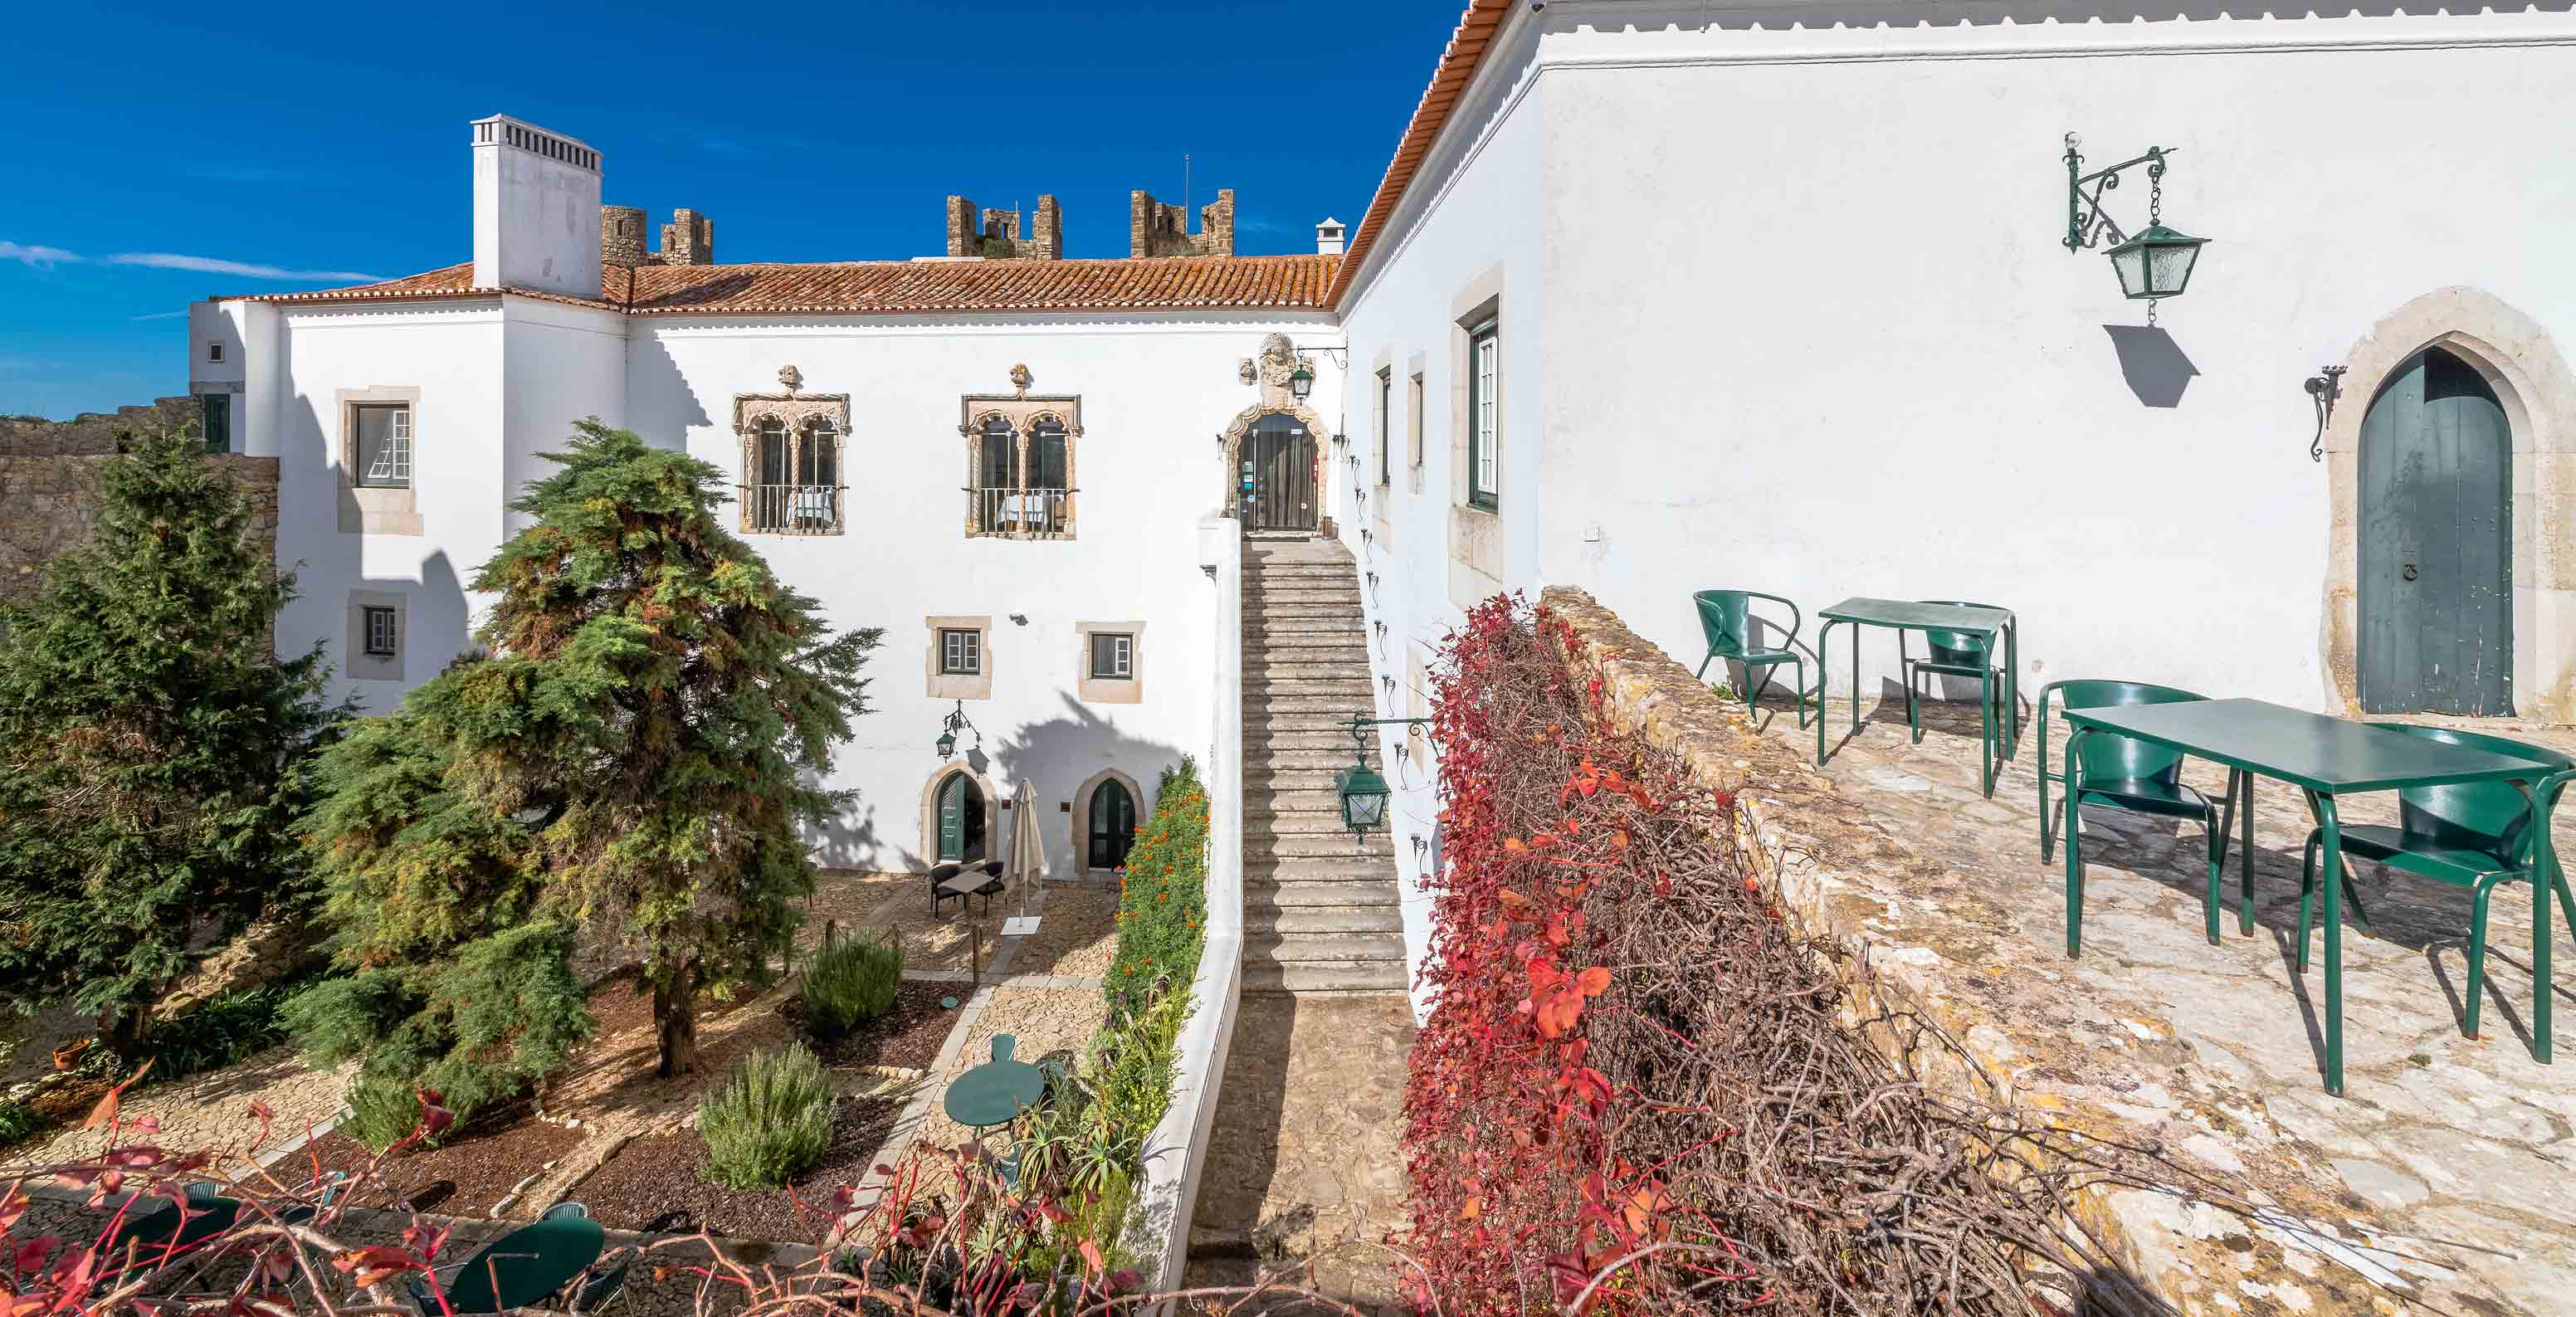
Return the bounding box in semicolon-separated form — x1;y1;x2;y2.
0;400;279;607
1536;585;2297;1315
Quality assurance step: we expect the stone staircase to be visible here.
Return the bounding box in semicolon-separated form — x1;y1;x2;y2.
1241;539;1408;996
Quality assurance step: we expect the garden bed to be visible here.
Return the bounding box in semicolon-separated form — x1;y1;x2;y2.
284;1104;591;1219
785;981;956;1072
574;1095;905;1244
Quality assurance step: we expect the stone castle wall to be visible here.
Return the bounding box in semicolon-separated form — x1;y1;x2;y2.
0;398;278;606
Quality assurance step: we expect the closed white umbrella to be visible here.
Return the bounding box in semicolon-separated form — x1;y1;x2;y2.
1010;778;1046;919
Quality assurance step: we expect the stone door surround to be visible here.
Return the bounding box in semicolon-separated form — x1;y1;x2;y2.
2318;287;2576;723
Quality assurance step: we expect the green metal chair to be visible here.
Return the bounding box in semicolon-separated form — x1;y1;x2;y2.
1690;590;1819;729
1900;600;2019;758
2040;680;2238;956
412;1217;607;1315
2295;724;2575;1061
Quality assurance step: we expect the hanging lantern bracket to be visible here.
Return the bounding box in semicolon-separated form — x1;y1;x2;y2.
2063;135;2176;253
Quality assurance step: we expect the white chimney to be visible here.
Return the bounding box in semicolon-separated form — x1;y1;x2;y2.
1315;216;1347;256
471;115;603;298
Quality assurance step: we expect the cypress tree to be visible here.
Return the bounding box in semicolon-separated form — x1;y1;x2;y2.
0;425;341;1051
289;420;876;1095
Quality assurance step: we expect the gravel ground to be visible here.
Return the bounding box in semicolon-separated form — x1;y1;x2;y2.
792;982;960;1072
7;1045;351;1169
576;1095;905;1244
1005;890;1118;978
285;1109;592;1219
898;987;1109;1157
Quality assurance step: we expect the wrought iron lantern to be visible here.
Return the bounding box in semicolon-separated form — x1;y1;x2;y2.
934;700;978;759
1336;762;1392;832
2063;134;2209;323
2104;223;2207;303
1334;716;1432;833
1289;362;1315;401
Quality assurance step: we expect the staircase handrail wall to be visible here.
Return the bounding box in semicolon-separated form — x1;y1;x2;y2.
1136;515;1247;1300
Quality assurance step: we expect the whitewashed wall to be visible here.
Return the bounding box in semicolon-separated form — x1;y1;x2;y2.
1334;12;1549;1015
259;301;510;714
632;310;1343;876
1533;3;2576;720
1340;2;2576;836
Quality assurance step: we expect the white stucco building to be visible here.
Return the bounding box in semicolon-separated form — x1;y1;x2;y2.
188;115;1347;883
1324;0;2576;956
186;1;2576;986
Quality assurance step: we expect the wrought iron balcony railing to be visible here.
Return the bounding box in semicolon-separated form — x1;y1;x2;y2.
969;486;1072;537
740;484;843;534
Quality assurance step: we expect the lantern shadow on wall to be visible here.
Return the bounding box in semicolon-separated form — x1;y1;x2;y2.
2102;324;2199;408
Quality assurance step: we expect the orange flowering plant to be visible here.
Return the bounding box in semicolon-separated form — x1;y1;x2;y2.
1104;757;1209;1017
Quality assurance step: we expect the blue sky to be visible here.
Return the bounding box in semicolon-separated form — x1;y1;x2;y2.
0;2;1459;421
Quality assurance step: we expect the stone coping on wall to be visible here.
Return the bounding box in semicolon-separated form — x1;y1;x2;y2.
1534;585;2539;1317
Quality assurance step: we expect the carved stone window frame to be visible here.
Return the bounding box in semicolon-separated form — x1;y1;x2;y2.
959;392;1084;540
732;383;851;536
1220;333;1337;533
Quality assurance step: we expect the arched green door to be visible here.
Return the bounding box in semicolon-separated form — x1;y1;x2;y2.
1088;780;1136;870
936;773;985;862
2359;346;2512;715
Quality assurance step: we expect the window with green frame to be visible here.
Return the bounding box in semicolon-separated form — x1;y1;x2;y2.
1466;321;1499;510
201;393;232;454
1376;369;1392;488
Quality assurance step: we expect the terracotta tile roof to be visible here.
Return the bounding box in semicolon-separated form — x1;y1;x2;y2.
1326;0;1515;310
237;253;1342;316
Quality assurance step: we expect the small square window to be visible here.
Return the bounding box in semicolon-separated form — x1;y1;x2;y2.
362;607;398;657
207;343;224;363
940;627;983;676
1089;632;1133;680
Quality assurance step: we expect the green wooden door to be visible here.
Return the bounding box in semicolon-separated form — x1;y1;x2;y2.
936;773;967;862
2359;347;2512;715
1088;781;1136;870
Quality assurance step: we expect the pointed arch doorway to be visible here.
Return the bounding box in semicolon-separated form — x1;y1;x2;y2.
2357;345;2512;715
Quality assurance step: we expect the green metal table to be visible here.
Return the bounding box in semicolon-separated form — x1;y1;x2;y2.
433;1217;606;1314
1814;598;2018;796
943;1056;1046;1132
2058;698;2558;1095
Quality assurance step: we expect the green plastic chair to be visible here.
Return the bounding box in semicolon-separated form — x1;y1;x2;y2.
1690;590;1818;729
1900;600;2018;758
414;1217;607;1315
2295;724;2575;1061
2040;680;2238;956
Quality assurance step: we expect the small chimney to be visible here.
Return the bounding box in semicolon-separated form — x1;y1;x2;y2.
471;115;603;297
601;205;647;266
1315;216;1346;256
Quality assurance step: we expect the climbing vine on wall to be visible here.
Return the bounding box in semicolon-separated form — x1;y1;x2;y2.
1399;595;2185;1316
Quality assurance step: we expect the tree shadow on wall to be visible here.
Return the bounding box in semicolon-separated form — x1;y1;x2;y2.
990;694;1190;880
2102;324;2198;408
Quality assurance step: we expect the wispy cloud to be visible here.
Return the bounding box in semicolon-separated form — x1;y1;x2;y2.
1;241;84;267
130;310;189;321
106;252;384;282
4;241;378;282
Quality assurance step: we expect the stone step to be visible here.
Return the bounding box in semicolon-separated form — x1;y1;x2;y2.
1247;559;1354;573
1251;903;1402;935
1243;676;1373;694
1245;622;1367;639
1247;856;1400;885
1245;632;1372;651
1245;788;1344;814
1248;831;1396;860
1247;598;1370;613
1246;876;1399;905
1243;961;1410;995
1247;929;1407;965
1245;749;1374;774
1247;810;1384;839
1244;694;1380;715
1243;583;1362;598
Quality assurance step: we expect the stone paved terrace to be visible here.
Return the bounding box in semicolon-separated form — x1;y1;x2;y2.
1536;587;2574;1317
1731;678;2575;1315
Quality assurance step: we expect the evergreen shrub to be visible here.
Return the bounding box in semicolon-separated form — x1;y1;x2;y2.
700;1044;835;1188
802;930;902;1036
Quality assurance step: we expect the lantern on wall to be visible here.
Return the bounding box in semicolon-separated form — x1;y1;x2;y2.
1336;761;1392;832
1289;362;1315;401
2063;134;2210;324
